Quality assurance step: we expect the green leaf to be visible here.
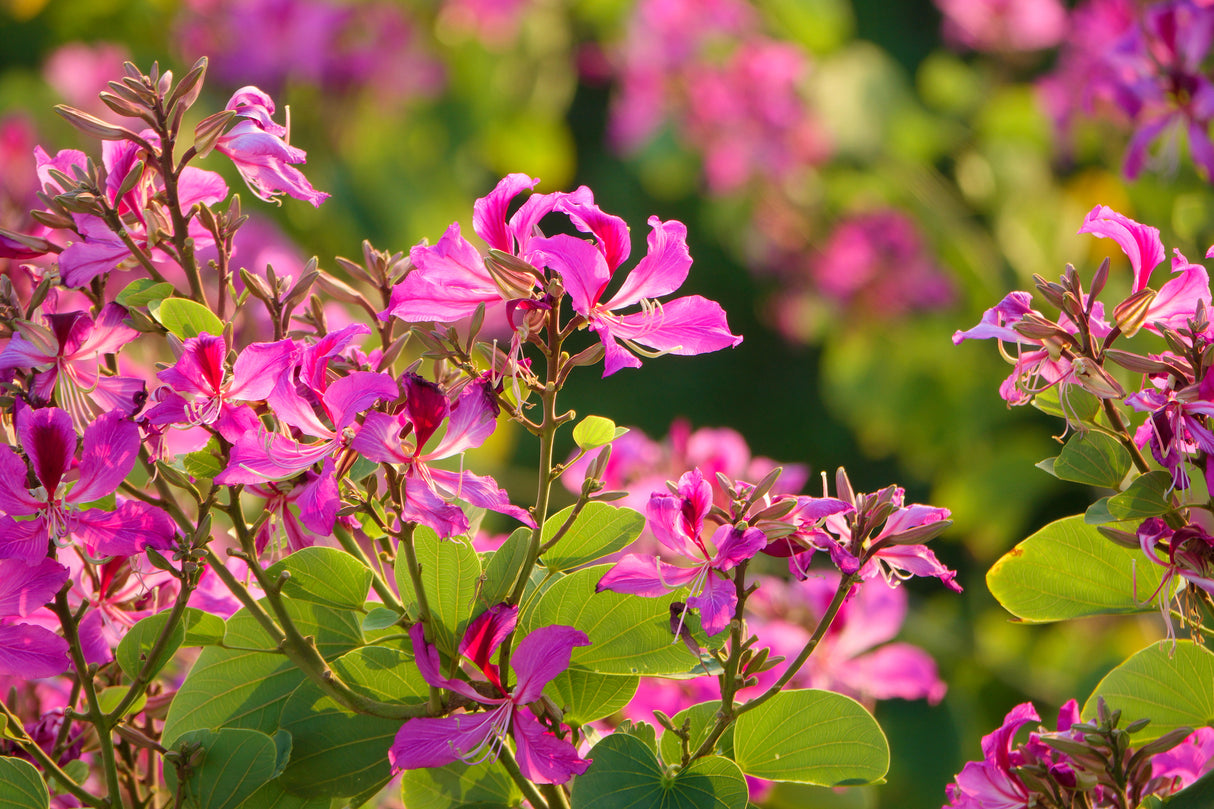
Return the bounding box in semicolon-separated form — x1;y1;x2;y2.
182;441;223;482
542;502;645;572
571;733;748;809
278;646;427;798
395;527;482;657
733;690;889;786
116;610;186;679
362;607;402;633
115;278;174;308
1052;431;1132;488
265;546;373;611
545;667;638;727
658;701;735;767
181;608;226;647
163;600;361;746
986;515;1164;622
480;528;531;608
164;728;280;809
1084;497;1117;525
524;565;699;676
235;780;331;809
153;297;224;339
0;756;50;809
400;758;522;809
572;416;628;450
1033;385;1100;424
97;685;146;717
1084;641;1214;742
1166;769;1214;808
1107;471;1175;520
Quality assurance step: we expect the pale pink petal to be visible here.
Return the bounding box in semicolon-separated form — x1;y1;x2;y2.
604;218;691;309
836;643;946;703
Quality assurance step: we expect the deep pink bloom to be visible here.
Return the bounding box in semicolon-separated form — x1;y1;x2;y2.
533;217;743;376
1127;372;1214;491
1152;727;1214;791
144;332;294;442
215;87;329;207
350;374;534;538
597;469;766;634
0;301;146;433
944;703;1040;809
0;407;176;562
0;556;70;678
390;604;591;784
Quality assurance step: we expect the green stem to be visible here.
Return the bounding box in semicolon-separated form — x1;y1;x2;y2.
53;590;124;808
0;697;106;808
334;522;403;611
542;783;572;809
106;573;195;722
689;571;858;762
497;745;549;809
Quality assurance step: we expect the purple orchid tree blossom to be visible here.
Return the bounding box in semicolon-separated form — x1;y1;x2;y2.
597;468;767;635
216;369;398;537
532;216;743;376
0;556;70;678
0;407;176;563
214;86;330;207
0;299;146;433
143;332;295;444
390;603;591;785
1126;369;1214;491
350;374;534;538
1135;517;1214;639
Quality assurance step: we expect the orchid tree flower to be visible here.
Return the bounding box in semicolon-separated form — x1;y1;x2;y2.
943;702;1043;809
143;332;295;443
0;407;176;563
1135;517;1214;641
390;604;591;785
532;217;743;376
597;468;767;635
1126;370;1214;491
0;556;70;678
350;374;534;538
1078;205;1211;336
216;370;398;536
0;300;146;433
215;86;329;207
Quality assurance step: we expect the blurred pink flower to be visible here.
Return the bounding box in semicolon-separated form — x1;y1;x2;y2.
935;0;1067;52
43;42;132;118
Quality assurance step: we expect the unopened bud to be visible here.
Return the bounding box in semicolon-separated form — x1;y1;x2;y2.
1112;288;1157;339
484;249;542;300
1071;357;1125;399
193;110;236;159
55;105;142;142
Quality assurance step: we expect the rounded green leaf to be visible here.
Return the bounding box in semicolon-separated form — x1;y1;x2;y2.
278;646;427;797
0;756;49;809
986;515;1164;622
97;685;146;717
524;565;699;676
572;415;628;451
152;297;224;339
164;728;279;809
542;502;645;572
1107;471;1175;520
265;546;373;611
163;600;362;746
480;527;531;608
395;527;482;658
1051;431;1131;488
1084;641;1214;742
545;667;639;726
401;758;522;809
733;689;889;786
182;608;227;647
115;278;174;308
571;733;748;809
116;610;186;679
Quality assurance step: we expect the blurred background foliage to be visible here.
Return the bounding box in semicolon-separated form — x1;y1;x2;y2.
0;0;1200;806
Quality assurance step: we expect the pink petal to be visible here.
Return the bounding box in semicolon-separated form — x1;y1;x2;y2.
19;407;75;494
557;186;632;271
428;468;535;527
387;223;501;323
389;706;509;772
605;217;691;309
350;411;412;464
408;622;485;701
511;624;590;704
427;379;498;459
295;457;338;537
400;475;471;538
0;516;49;564
604;295;743;360
0;447;42;517
459;603;518;673
595;553;701;597
530;234;610;315
73;500;176;558
0;557;68;616
1078;205;1166;291
687;571;737;636
226;339;295;401
511;711;592;785
836;643;946;703
69;411;140;505
322;371;397;432
0;623;69;678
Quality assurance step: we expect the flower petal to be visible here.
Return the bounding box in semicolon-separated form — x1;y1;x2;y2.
511;710;592;785
0;622;69;678
69;411;140;505
511;625;591;704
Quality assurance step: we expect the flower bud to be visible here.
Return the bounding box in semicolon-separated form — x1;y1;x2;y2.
1113;287;1158;338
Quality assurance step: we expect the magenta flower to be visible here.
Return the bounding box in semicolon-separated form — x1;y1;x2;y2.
944;702;1042;809
0;300;146;433
350;374;534;538
0;407;176;563
1078;205;1211;334
215;86;329;207
0;556;70;678
390;604;591;785
597;469;766;635
935;0;1066;53
1135;517;1214;638
1126;372;1214;491
533;217;743;376
144;332;295;442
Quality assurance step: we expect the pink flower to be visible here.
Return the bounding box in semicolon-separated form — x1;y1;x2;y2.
390;604;591;785
935;0;1067;52
0;407;176;563
533;216;743;376
0;556;70;678
215;86;329;207
597;469;766;635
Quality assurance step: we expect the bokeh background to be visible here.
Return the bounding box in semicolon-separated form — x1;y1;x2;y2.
2;0;1205;806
